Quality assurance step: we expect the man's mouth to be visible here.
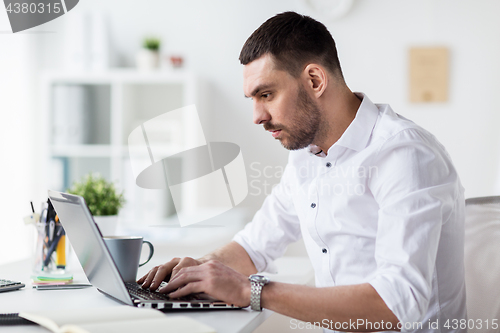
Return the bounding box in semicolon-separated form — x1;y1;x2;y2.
269;129;282;138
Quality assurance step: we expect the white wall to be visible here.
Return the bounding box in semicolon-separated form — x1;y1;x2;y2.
334;0;500;198
0;10;38;264
3;0;500;265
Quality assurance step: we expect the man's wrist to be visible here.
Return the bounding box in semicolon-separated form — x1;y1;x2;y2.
243;280;252;307
259;281;273;310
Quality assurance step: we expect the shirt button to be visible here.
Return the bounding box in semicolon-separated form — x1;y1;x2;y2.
311;203;316;208
326;162;332;168
322;248;327;254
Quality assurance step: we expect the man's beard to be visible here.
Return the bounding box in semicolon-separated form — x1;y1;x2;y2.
264;85;322;150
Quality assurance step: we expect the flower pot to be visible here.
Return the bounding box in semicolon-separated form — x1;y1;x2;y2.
93;215;118;236
136;49;160;70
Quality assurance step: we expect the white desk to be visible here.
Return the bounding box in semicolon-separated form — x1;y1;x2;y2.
0;256;313;333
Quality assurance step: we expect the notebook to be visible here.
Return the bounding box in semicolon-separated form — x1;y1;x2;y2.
19;307;216;333
48;190;239;311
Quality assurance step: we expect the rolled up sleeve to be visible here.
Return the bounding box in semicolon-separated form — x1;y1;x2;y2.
368;129;461;330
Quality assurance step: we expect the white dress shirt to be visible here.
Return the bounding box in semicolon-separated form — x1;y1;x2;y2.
233;93;467;333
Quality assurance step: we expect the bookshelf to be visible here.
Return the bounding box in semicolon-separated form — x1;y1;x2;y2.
40;69;204;226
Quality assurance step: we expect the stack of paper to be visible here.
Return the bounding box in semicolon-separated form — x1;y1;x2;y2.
31;272;73;286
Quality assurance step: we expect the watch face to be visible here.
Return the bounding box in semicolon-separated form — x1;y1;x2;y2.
250;275;270;284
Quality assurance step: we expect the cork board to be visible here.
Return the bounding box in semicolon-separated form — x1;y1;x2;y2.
409;47;449;103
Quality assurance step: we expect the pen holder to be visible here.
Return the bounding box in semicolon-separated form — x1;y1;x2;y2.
32;221;71;276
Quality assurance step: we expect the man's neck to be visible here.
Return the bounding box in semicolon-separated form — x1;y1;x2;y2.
314;87;361;155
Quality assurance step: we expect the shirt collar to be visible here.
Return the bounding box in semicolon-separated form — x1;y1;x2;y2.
307;92;379;156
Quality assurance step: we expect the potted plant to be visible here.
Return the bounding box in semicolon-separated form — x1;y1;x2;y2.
67;173;125;236
136;37;161;70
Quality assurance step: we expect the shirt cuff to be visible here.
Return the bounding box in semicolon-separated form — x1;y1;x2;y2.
232;233;278;274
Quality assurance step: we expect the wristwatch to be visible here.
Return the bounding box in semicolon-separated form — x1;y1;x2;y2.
248;274;270;311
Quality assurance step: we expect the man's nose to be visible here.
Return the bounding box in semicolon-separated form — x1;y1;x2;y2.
253;102;271;125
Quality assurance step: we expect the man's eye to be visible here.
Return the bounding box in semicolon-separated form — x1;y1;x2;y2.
262;93;271;98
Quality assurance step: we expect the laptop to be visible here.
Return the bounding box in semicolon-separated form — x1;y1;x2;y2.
48;190;239;311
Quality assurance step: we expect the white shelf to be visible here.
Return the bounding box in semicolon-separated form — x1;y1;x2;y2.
50;145;185;158
51;145;115;157
42;68;195;85
41;69;204;225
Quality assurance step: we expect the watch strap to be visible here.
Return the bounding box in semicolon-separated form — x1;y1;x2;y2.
250;280;264;311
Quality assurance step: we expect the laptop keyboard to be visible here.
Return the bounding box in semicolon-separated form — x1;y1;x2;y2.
125;282;201;301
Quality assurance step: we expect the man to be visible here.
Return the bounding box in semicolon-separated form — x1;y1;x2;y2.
139;12;466;332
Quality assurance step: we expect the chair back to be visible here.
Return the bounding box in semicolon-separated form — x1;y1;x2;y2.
464;196;500;332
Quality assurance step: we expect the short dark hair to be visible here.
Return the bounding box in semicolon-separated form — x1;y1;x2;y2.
239;11;343;79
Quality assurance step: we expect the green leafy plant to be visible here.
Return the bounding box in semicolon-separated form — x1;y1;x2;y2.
67;173;125;216
143;37;161;51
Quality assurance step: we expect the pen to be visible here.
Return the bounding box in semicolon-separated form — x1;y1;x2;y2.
49;220;55;243
23;201;40;225
33;284;92;290
43;226;64;267
39;203;48;268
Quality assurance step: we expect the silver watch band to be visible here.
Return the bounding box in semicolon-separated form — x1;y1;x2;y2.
250;280;265;311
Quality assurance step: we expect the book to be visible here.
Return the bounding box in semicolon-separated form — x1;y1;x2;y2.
19;306;216;333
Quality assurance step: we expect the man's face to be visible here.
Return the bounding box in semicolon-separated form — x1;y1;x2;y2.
243;55;322;150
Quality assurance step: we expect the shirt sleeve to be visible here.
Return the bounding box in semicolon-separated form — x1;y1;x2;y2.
233;159;302;274
367;128;463;330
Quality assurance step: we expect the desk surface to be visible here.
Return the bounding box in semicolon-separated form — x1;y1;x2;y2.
0;256;313;333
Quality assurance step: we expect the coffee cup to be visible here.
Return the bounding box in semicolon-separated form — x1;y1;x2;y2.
103;236;154;282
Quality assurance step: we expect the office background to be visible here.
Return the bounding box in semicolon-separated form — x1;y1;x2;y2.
1;0;500;265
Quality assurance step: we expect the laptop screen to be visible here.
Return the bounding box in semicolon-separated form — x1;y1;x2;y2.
48;190;133;306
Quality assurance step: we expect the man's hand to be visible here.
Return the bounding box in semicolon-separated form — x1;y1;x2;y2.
159;260;251;308
137;257;202;291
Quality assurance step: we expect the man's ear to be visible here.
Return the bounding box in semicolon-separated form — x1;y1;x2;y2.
303;64;328;98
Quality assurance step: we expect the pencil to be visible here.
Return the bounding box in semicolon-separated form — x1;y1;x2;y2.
56;235;66;268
